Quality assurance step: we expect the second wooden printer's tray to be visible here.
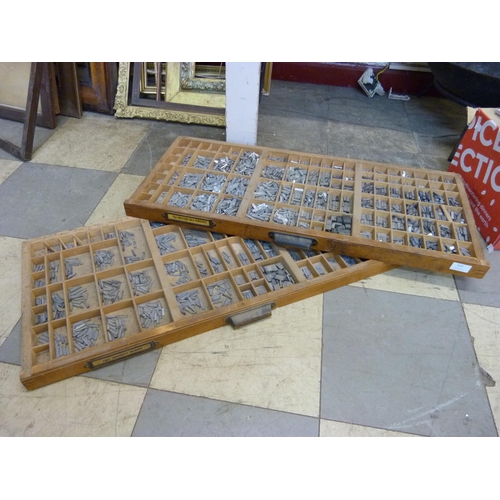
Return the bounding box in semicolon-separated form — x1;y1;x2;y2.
21;217;394;390
124;137;490;278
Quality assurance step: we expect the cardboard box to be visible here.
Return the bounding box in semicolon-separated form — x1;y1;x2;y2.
449;108;500;250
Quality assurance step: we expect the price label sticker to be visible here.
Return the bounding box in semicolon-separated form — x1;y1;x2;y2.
450;262;472;273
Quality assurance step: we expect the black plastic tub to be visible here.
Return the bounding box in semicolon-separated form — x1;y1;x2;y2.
428;62;500;107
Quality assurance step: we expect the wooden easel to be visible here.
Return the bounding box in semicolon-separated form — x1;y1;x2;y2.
0;62;44;161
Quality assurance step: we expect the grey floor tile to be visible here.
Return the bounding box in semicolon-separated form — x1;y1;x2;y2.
404;96;466;120
0;315;160;387
0;319;21;365
327;100;411;132
0;162;116;239
321;287;497;437
122;121;226;176
258;115;329;155
455;250;500;308
0;116;68;161
132;389;319;437
326;121;419;160
82;349;161;387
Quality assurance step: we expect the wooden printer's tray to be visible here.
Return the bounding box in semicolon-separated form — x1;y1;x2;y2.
21;217;394;390
124;137;490;278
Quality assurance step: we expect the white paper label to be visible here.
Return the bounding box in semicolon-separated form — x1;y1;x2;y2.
450;262;472;273
487;244;494;254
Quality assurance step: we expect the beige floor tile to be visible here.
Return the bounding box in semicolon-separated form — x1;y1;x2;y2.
0;363;146;436
349;266;459;301
31;113;150;172
85;174;144;226
150;295;323;417
463;303;500;434
0;159;22;185
0;237;23;347
320;419;422;437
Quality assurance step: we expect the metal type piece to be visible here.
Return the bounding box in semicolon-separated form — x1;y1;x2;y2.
52;292;66;319
128;270;153;296
319;172;330;187
179;173;203;189
254;181;279;202
191;193;218;212
138;300;165;329
213;156;235;172
168;192;191;208
286;167;307;183
201;173;227;193
407;219;421;233
439;225;452;238
37;331;49;345
246;203;272;222
184;229;211;247
409;236;423;248
273;207;298;226
390;187;401;198
418;191;431;202
461;247;471;257
216;197;240;216
235;151;260;175
433;192;445;204
49;261;60;282
68;285;90;311
176;290;206;315
301;266;313;279
326;215;352;235
279;185;291;203
181;154;192;166
165;260;192;285
94;249;115;271
244;239;265;261
423;220;437;236
54;333;70;358
207;251;223;273
262;166;285;180
361;197;373;209
224;177;248;197
193;155;212;169
420;205;434;219
456;226;469;241
206;279;233;308
260;262;295;290
106;315;128;340
426;241;439;251
341;255;357;266
72;319;100;352
99;279;124;304
155;233;178;255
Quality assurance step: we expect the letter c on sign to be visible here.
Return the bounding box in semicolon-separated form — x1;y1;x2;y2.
460;148;475;172
491;166;500;192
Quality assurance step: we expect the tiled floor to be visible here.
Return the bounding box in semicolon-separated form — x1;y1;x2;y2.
0;81;498;437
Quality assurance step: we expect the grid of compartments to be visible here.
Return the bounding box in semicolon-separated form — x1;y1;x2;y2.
22;218;392;389
358;165;475;257
27;219;172;367
124;137;489;278
134;139;260;217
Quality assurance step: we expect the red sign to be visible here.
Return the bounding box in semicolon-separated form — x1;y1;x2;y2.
449;108;500;249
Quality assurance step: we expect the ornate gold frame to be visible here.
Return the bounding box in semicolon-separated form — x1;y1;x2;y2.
166;63;225;108
139;62;226;95
114;62;225;126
